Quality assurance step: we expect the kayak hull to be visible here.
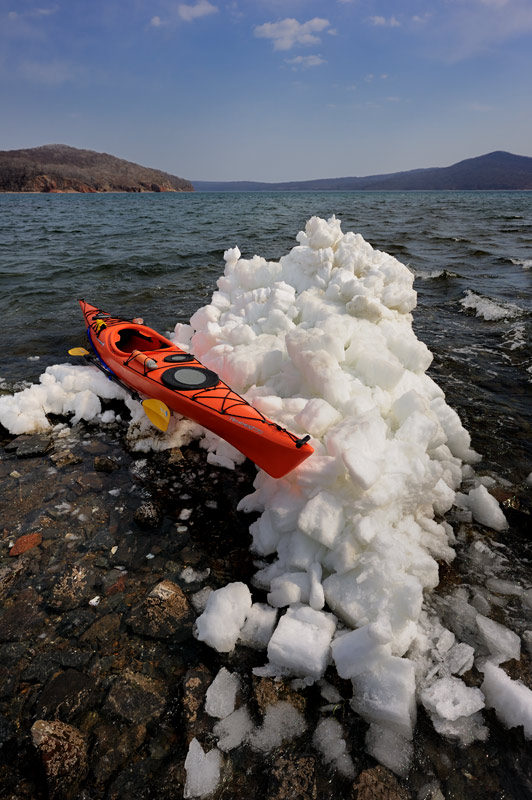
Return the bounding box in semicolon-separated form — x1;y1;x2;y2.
78;300;313;478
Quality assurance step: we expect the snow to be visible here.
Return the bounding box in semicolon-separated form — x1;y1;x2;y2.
183;738;222;799
213;707;254;752
313;717;355;778
421;677;485;722
248;701;307;752
205;667;240;719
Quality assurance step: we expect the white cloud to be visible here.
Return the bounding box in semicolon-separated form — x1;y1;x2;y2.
254;17;331;51
8;6;58;19
369;16;400;27
178;1;218;22
149;16;164;27
285;54;327;69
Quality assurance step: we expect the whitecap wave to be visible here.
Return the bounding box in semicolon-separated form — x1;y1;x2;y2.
460;290;523;321
510;258;532;270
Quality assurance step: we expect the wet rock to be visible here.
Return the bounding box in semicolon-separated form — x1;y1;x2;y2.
107;758;155;800
352;766;411;800
127;580;194;640
23;649;92;683
9;532;42;556
50;449;83;468
31;719;88;799
35;669;98;722
134;500;163;528
49;565;97;611
181;664;212;742
92;722;147;785
0;713;16;744
75;471;104;494
267;751;318;800
80;612;121;645
104;670;166;725
0;590;45;642
252;676;307;714
5;433;52;457
94;455;120;473
104;572;128;596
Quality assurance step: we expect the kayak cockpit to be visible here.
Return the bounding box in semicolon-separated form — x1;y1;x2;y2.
114;328;171;354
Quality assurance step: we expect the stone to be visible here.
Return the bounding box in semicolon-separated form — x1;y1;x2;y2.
92;722;147;785
127;580;194;640
50;449;83;468
80;612;121;644
0;713;16;744
352;766;411;800
94;455;120;472
181;665;212;743
31;719;88;799
267;752;317;800
104;670;166;724
134;500;163;529
49;565;96;610
0;592;45;642
12;434;53;458
35;669;98;722
9;532;42;556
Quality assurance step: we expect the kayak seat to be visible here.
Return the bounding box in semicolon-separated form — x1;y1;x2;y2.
161;366;220;391
115;328;171;354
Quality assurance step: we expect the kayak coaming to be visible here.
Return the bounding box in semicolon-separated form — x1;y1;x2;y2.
79;299;313;478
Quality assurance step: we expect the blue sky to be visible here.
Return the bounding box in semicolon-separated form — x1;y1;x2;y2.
1;0;531;181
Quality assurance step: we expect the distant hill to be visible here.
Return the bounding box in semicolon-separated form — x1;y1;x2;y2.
0;144;193;193
194;151;532;192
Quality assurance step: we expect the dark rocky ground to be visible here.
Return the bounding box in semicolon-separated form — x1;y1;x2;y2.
0;411;531;800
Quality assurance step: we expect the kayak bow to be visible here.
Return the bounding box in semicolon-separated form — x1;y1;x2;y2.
76;300;313;479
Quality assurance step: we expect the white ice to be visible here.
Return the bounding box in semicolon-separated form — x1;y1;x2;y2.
205;667;240;719
482;662;532;738
248;701;307;752
183;738;222;799
313;717;355;778
195;582;251;652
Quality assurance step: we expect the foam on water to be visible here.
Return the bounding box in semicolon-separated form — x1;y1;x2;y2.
460;289;523;321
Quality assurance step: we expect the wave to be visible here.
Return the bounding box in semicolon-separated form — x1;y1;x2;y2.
511;258;532;270
414;269;457;280
460;290;524;321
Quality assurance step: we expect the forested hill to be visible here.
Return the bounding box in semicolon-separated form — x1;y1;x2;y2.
0;144;193;193
194;151;532;192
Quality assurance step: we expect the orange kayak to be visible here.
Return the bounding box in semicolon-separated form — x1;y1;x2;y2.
78;300;313;478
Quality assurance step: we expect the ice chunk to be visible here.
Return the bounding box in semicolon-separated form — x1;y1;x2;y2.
445;642;475;676
365;723;413;778
267;605;336;679
308;561;325;611
267;572;310;607
294;398;342;438
249;701;307;752
455;485;508;531
183;738;222;799
431;711;489;746
213;707;254;751
331;623;392;679
297;491;345;548
476;614;521;664
421;677;485;721
482;662;532;738
351;656;417;737
313;717;355;779
485;578;524;597
205;667;240;719
238;603;278;650
195;582;252;652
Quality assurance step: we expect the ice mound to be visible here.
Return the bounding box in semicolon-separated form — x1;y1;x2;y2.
482;663;532;738
178;215;511;773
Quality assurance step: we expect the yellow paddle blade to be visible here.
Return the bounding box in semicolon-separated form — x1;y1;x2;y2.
142;398;171;432
69;347;90;356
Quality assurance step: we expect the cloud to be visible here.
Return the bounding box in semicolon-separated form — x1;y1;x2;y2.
7;6;58;19
285;54;327;69
439;0;532;60
369;16;400;27
178;1;218;22
254;17;331;51
149;16;165;28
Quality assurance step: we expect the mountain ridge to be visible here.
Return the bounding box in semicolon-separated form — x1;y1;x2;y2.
0;144;193;193
193;151;532;192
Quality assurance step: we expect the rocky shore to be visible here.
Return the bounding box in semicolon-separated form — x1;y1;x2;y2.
1;413;531;800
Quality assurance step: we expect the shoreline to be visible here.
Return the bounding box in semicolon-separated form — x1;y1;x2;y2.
1;414;531;799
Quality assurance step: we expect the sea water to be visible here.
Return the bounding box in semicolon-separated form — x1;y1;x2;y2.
0;190;530;479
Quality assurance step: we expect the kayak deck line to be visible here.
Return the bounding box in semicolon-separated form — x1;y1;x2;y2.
76;299;313;478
